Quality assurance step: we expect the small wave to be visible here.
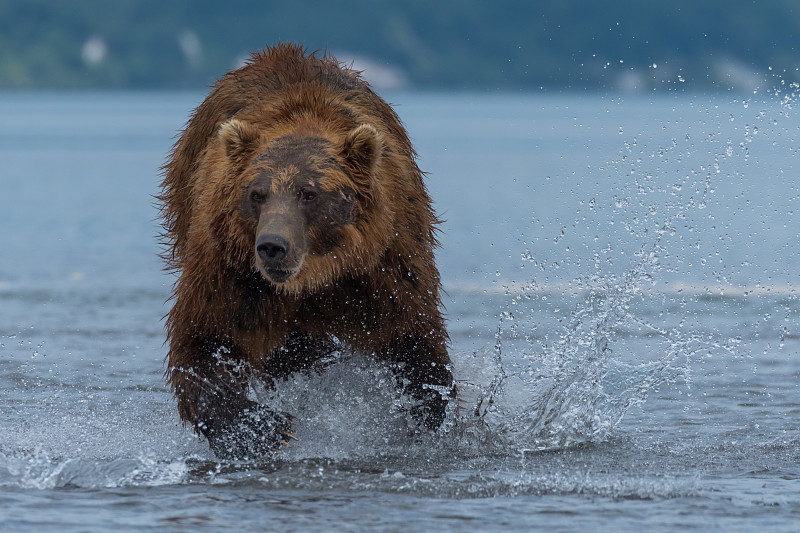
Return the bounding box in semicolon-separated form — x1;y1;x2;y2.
0;449;192;490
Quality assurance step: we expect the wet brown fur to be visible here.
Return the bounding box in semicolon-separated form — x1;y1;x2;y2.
158;44;452;447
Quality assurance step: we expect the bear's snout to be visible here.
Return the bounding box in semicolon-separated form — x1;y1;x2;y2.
254;229;304;284
257;233;290;263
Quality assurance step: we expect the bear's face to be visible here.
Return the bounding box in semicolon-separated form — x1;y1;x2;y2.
218;119;384;291
242;135;357;283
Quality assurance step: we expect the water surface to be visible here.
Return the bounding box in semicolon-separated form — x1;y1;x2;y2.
1;90;799;531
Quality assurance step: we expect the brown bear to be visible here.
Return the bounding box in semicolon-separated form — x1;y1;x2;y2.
159;43;454;460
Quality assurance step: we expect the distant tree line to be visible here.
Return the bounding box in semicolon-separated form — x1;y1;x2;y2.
0;0;798;91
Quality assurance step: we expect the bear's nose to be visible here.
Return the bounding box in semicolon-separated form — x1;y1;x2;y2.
256;234;290;263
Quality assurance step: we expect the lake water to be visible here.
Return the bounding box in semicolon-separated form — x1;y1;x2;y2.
1;89;799;531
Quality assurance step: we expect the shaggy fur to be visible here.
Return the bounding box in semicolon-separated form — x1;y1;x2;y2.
159;44;453;459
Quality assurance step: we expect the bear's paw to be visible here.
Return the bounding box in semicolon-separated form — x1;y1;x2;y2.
203;403;295;461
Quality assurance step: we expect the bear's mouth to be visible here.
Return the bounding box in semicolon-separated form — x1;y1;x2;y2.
260;266;298;284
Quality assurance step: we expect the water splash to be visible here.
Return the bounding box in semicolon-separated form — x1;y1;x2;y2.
461;89;788;453
466;241;741;452
254;354;434;461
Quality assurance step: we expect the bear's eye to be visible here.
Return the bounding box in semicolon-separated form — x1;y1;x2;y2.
250;191;266;203
300;190;318;203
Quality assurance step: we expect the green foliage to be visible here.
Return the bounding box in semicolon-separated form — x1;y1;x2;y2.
0;0;798;90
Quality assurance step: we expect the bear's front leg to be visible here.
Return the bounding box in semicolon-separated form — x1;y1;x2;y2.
384;334;456;431
167;338;294;461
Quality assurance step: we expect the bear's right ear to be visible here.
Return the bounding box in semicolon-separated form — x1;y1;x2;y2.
218;118;261;161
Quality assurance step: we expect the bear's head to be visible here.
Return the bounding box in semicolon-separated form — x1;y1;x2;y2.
217;118;390;293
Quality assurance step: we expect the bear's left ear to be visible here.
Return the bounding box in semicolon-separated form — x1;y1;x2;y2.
341;124;383;174
218;118;261;161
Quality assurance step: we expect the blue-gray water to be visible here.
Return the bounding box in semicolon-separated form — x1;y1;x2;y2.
1;90;799;532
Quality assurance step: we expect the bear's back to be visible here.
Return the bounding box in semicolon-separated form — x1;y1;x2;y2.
236;44;364;95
